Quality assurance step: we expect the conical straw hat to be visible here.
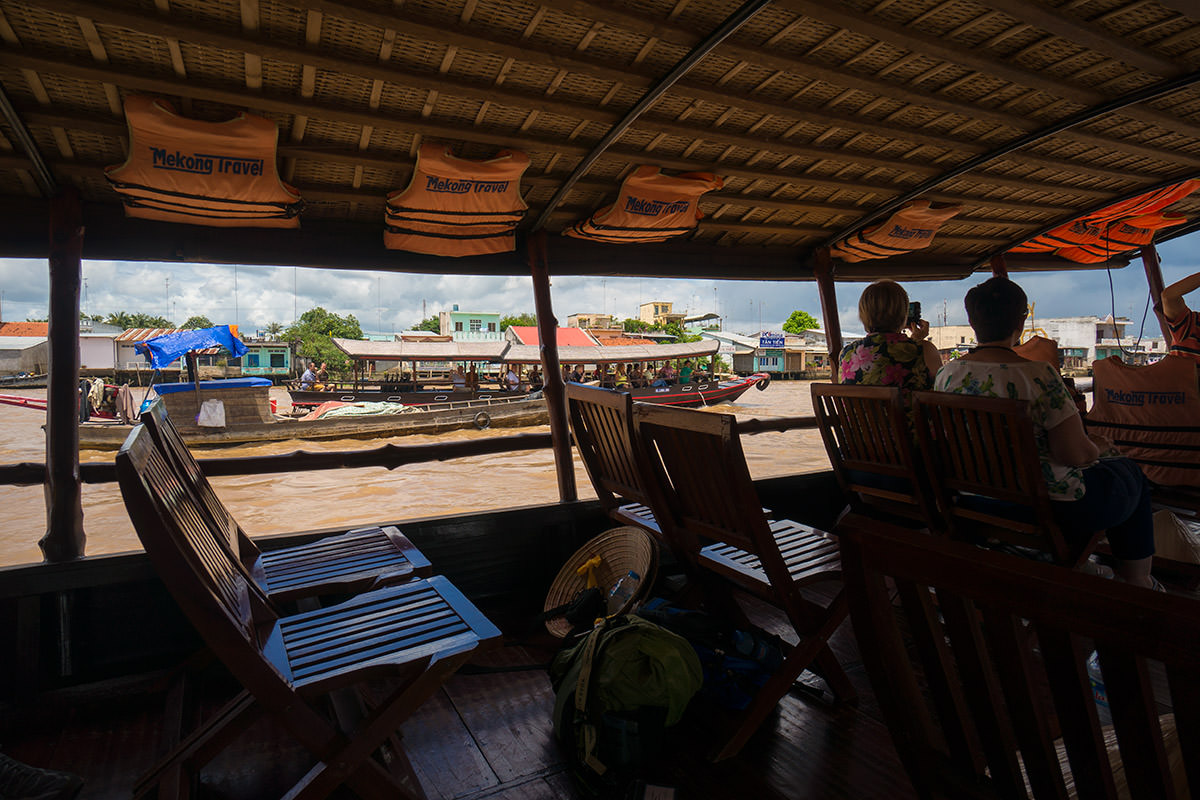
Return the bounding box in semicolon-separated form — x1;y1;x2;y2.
543;526;658;638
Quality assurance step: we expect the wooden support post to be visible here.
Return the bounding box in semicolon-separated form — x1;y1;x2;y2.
528;231;577;502
814;249;842;382
41;187;85;562
1140;245;1173;342
990;254;1008;278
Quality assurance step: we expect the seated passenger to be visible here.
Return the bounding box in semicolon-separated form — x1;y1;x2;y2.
298;362;317;390
505;365;520;392
934;277;1157;589
614;363;630;389
629;364;646;387
451;366;467;389
839;279;940;397
651;362;676;387
679;360;694;384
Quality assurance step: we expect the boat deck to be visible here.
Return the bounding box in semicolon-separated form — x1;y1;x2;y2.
1;593;913;799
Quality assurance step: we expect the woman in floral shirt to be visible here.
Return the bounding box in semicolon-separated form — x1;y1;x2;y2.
934;277;1157;589
839;280;941;397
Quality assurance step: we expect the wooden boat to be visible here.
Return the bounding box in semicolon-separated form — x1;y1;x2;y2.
286;337;744;409
3;1;1200;798
77;382;550;449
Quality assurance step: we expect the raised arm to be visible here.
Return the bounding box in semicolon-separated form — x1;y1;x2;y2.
1162;270;1200;321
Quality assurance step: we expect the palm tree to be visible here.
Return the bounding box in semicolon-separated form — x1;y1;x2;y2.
264;321;284;341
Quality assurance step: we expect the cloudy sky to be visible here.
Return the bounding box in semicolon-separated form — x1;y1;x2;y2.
1;232;1196;339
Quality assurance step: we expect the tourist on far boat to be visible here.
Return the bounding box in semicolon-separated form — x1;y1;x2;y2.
679;360;694;384
630;364;646;387
467;364;479;389
315;362;328;383
1161;269;1200;361
935;276;1158;589
614;363;630;389
527;366;543;391
839;279;940;397
505;365;520;391
651;362;676;387
451;366;467;389
298;362;317;390
571;364;586;383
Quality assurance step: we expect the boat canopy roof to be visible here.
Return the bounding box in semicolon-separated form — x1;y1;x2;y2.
2;2;1199;282
332;338;509;362
135;326;247;369
504;340;720;364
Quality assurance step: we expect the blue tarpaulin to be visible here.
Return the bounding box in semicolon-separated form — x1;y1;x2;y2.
135;325;248;369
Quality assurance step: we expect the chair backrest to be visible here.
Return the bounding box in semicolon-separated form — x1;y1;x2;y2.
912;391;1077;564
565;383;653;513
141;399;261;566
116;425;277;669
631;403;794;593
811;383;940;529
838;512;1199;800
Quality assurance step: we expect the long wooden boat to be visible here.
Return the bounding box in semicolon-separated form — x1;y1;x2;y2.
3;1;1200;798
77;394;550;449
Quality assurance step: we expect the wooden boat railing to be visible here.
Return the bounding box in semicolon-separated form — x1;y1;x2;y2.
0;412;820;491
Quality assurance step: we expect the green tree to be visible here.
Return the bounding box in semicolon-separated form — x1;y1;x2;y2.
263;321;284;340
782;310;820;335
413;315;441;333
622;318;651;333
658;321;701;343
104;311;173;328
181;315;214;330
284;307;363;372
500;312;537;330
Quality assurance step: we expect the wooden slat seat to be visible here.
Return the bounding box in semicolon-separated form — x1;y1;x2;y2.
630;402;854;762
912;391;1103;568
838;511;1199;800
142;399;431;603
566;383;666;539
116;424;500;800
812;383;940;530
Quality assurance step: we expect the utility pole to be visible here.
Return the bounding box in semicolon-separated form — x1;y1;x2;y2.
293;266;297;323
233;265;239;329
164;276;170;322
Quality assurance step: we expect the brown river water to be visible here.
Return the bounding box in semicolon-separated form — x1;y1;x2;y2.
0;381;831;567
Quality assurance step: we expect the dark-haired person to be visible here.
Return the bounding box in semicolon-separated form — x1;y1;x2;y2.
1161;269;1200;361
839;279;941;395
934;277;1158;589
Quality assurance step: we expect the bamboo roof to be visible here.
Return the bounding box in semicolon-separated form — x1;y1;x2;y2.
1;0;1199;281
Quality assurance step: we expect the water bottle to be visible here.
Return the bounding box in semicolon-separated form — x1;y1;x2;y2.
1087;651;1113;726
607;569;641;614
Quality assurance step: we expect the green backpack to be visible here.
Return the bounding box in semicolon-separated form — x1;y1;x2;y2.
550;614;703;796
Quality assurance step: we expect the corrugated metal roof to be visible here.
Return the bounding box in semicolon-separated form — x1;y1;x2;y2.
504;340;718;364
0;336;47;349
331;338;509;361
115;328;182;342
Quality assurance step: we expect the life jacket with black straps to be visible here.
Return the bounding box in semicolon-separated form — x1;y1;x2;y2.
1087;355;1200;488
829;199;962;262
384;144;529;257
1011;180;1198;259
1053;214;1187;263
565;165;722;244
104;95;302;228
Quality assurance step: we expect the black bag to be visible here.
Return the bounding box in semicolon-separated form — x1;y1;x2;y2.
549;615;702;797
638;599;784;711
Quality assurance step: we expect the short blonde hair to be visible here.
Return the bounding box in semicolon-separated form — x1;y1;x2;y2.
858;280;909;333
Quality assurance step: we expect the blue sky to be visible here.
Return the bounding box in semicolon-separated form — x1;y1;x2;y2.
0;233;1196;338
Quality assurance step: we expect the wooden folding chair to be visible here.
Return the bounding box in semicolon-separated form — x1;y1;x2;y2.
838;511;1198;799
142;399;431;604
811;383;941;529
566;383;663;537
117;424;500;800
631;402;854;761
912;391;1103;568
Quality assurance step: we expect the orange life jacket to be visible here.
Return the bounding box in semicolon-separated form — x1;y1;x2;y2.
565;165;722;244
829;200;962;262
1053;214;1187;263
384;144;529;257
1087;355;1200;488
1011;180;1198;256
104;95;302;228
1013;335;1059;368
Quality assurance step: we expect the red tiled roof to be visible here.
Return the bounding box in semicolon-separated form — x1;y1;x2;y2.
508;326;597;346
597;336;647;346
0;321;48;336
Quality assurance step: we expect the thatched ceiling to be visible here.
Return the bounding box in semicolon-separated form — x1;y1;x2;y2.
0;0;1198;280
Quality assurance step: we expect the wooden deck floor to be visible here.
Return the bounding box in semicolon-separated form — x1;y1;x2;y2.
1;591;916;800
